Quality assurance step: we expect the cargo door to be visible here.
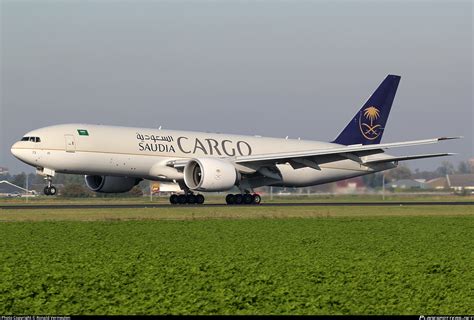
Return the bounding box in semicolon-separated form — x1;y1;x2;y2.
65;134;76;153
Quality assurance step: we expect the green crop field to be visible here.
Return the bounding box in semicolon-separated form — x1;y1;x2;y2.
0;206;473;315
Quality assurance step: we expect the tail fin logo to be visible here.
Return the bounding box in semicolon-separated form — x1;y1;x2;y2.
359;106;382;140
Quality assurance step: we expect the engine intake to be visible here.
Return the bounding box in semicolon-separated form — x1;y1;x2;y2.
184;158;238;192
85;175;141;193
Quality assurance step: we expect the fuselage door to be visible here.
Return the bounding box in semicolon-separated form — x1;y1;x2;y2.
65;134;76;153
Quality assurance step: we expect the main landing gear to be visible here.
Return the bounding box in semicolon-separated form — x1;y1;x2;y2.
43;176;57;196
225;193;261;205
169;193;205;205
168;192;261;205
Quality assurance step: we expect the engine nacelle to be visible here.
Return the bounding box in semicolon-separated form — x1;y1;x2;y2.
85;175;141;193
184;158;238;192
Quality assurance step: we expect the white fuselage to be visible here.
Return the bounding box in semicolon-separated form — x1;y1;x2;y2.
11;124;395;189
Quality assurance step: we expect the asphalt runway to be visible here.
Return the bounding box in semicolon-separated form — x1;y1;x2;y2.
1;201;473;210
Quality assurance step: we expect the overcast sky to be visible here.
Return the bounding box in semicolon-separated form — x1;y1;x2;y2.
1;0;472;174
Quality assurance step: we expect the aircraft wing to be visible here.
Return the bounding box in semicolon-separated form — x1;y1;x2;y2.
234;137;459;165
166;137;459;171
362;153;455;164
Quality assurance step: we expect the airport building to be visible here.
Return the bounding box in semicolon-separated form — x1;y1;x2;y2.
426;174;474;192
386;179;427;190
0;180;35;197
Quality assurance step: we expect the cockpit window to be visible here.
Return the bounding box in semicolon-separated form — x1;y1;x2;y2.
21;136;41;143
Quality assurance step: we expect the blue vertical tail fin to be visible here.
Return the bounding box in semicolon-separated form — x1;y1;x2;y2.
333;74;401;145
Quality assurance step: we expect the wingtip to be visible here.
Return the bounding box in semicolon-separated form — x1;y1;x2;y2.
438;136;463;141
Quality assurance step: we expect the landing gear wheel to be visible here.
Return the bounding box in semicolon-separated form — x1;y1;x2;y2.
234;194;243;205
43;186;57;196
243;193;253;204
253;194;261;205
178;194;187;204
225;194;235;205
170;194;178;204
187;194;196;204
43;175;55;196
49;186;57;196
195;194;205;204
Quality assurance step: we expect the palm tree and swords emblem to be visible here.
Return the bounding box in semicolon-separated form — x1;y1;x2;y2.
359;106;382;140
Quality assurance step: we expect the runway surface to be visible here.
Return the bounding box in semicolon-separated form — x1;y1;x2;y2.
1;201;473;210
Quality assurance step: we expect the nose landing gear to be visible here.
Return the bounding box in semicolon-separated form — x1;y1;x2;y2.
43;176;57;196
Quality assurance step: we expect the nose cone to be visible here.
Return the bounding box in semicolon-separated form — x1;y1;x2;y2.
11;142;21;158
11;142;30;164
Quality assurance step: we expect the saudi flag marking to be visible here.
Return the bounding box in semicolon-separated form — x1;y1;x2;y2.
77;129;89;136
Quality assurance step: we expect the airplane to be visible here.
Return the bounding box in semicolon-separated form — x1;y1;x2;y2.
10;75;459;205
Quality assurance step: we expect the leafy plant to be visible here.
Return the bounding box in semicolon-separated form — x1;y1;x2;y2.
0;216;472;314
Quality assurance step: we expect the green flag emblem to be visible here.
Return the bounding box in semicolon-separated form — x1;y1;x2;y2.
77;129;89;136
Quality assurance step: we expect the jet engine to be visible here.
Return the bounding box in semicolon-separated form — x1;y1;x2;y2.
85;175;141;193
184;158;238;192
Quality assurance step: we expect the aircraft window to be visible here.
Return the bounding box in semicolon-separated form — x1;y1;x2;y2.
21;136;40;142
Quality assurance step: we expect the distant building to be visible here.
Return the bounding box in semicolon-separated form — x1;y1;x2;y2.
335;177;366;194
426;174;474;191
0;167;8;175
385;179;427;190
446;174;474;191
0;180;34;195
150;182;181;194
426;177;448;190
